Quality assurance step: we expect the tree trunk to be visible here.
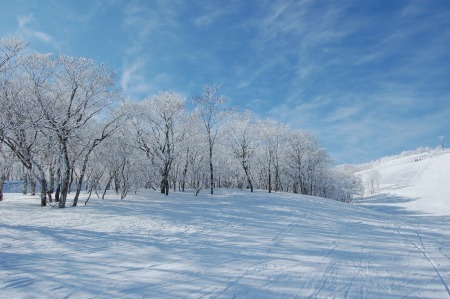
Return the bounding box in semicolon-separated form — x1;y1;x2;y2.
55;184;60;202
39;177;47;207
59;141;71;208
73;149;93;207
48;164;55;203
182;149;191;192
209;144;214;195
30;176;36;196
59;168;70;208
54;167;61;202
275;164;282;192
85;187;93;205
160;161;170;196
102;176;113;199
120;160;130;200
160;179;166;194
165;179;169;196
246;171;253;193
0;174;6;201
68;166;75;194
72;175;84;207
59;164;70;208
29;163;48;207
242;162;253;193
22;170;28;195
114;172;120;194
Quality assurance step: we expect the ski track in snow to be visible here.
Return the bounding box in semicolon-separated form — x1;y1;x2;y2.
1;151;450;298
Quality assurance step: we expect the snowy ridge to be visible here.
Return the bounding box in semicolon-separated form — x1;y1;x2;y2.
1;188;450;298
357;149;450;216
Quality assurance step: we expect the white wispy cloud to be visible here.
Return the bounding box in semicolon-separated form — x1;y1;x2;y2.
120;58;157;97
47;0;110;24
325;106;361;123
194;1;244;27
121;60;142;92
17;13;53;44
194;9;224;27
267;83;450;163
237;0;449;163
119;1;187;98
18;14;32;28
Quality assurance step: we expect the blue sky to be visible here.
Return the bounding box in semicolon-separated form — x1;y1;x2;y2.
1;0;449;164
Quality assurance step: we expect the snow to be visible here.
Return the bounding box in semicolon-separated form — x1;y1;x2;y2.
1;150;450;298
358;149;450;216
1;184;450;298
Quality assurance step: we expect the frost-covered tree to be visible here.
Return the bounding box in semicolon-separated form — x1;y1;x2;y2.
256;118;288;193
366;169;381;195
285;130;315;194
71;118;122;206
173;111;203;192
1;48;122;207
304;146;331;196
20;54;120;208
1;36;364;205
125;92;186;195
337;171;364;202
0;144;15;201
193;84;230;195
83;149;108;205
0;60;50;206
0;37;46;203
225;111;258;192
0;36;27;72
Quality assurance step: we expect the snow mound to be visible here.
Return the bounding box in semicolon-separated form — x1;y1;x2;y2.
357;149;450;216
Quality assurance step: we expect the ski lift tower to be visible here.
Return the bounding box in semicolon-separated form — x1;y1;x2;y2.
438;136;444;150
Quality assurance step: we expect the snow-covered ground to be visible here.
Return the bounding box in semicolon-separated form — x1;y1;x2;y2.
358;149;450;216
1;183;450;298
1;150;450;298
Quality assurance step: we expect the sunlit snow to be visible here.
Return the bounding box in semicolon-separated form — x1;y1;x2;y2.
1;151;450;298
358;149;450;216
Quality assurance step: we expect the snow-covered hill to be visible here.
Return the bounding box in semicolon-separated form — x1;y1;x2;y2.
1;188;450;298
357;149;450;216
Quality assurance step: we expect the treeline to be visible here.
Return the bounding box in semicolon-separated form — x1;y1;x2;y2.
0;37;363;207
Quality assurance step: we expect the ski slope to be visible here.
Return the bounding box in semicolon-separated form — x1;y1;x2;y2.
358;149;450;216
1;188;450;298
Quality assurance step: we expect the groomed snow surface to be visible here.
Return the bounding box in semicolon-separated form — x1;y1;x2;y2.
1;151;450;298
358;149;450;216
